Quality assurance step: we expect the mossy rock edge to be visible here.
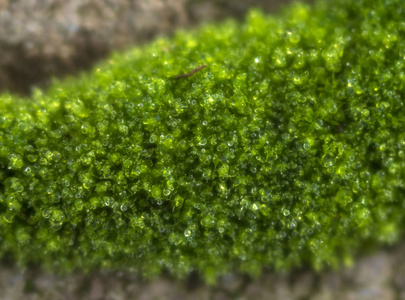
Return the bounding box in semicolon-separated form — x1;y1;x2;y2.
1;0;404;284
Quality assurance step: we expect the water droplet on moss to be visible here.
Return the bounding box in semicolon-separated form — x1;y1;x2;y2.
151;186;162;199
27;154;38;162
8;154;24;170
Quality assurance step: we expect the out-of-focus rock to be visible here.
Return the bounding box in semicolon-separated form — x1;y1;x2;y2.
219;273;245;294
393;243;405;292
341;287;395;300
89;278;104;300
290;271;315;299
353;253;392;287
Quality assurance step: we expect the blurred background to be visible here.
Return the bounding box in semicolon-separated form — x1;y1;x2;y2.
0;0;404;299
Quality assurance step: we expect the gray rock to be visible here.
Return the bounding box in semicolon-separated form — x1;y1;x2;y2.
220;273;245;294
393;243;405;291
353;253;392;287
341;287;395;300
273;274;294;300
290;271;315;299
89;278;104;300
1;269;25;300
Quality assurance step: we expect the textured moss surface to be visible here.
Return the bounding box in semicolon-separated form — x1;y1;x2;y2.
0;0;405;284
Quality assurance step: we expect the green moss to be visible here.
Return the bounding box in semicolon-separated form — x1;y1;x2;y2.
1;0;405;284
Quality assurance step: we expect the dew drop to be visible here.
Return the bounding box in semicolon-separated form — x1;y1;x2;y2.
151;186;162;199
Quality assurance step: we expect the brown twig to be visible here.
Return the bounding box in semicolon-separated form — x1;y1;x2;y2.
174;64;207;79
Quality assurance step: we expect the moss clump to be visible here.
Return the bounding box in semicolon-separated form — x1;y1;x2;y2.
1;0;405;284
